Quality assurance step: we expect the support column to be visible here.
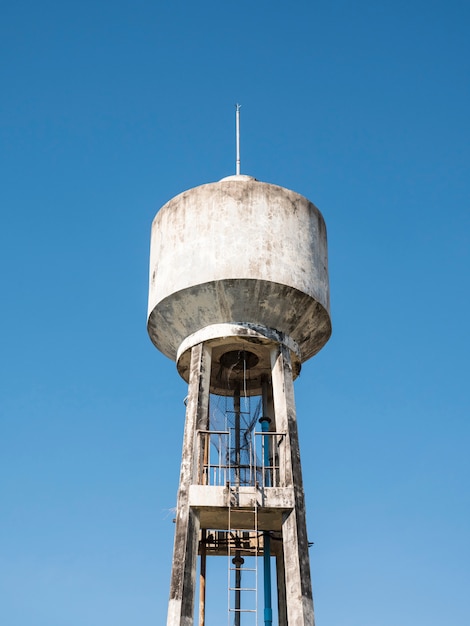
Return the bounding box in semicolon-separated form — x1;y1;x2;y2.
198;529;207;626
271;343;315;626
167;343;211;626
276;550;288;626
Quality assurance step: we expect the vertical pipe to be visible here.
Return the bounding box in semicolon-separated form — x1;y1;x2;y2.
233;385;242;625
233;554;244;626
234;386;241;486
235;103;241;175
259;417;271;488
260;416;273;626
263;534;273;626
261;376;274;487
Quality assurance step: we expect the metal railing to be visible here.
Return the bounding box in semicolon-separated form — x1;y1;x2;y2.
198;430;285;488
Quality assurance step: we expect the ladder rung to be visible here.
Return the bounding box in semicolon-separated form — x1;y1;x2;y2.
228;472;259;621
230;567;257;573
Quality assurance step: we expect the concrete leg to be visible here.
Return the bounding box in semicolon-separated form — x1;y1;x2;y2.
167;343;211;626
271;344;315;626
276;550;288;626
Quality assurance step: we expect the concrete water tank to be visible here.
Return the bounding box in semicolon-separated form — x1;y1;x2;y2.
147;174;331;383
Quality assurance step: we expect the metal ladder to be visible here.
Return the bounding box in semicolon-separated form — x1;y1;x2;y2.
227;426;259;626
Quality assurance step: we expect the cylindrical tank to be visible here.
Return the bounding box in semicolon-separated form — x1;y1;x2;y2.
147;174;331;370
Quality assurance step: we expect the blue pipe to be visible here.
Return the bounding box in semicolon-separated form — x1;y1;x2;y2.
260;417;272;626
263;533;272;625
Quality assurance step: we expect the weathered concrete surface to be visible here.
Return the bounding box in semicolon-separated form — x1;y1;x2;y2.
148;177;331;364
276;550;288;626
149;173;329;624
177;324;301;396
167;344;211;626
166;336;317;624
271;343;315;626
176;322;302;394
189;485;295;509
189;485;295;530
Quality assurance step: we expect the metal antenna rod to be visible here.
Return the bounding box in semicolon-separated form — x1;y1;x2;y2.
235;103;241;175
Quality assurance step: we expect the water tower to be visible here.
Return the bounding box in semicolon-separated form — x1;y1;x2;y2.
147;113;331;625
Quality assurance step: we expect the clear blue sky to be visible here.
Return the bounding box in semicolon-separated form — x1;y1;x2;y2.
1;1;469;624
